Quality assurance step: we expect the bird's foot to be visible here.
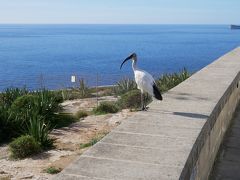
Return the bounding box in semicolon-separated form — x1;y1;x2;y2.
141;106;149;111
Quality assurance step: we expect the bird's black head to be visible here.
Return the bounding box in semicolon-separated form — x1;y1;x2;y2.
131;53;137;59
120;53;137;69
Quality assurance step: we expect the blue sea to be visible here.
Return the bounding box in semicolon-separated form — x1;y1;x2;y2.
0;24;240;90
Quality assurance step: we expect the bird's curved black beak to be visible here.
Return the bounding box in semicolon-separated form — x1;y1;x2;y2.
120;54;134;69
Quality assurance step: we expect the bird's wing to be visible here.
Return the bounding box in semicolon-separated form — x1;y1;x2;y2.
134;69;155;95
142;70;155;83
135;69;154;82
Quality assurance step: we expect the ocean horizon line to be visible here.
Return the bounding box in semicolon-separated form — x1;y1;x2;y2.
0;23;231;26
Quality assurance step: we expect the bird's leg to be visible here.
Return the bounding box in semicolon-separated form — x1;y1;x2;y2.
141;93;148;111
144;94;149;111
143;93;146;110
141;92;145;111
144;94;147;109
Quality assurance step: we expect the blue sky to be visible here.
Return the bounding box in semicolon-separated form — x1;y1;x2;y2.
0;0;239;24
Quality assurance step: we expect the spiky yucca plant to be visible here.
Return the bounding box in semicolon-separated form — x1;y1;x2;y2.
114;78;137;95
155;68;191;92
34;89;61;122
26;113;53;148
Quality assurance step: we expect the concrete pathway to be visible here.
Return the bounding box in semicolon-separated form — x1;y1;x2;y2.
210;105;240;179
55;77;211;180
55;100;206;180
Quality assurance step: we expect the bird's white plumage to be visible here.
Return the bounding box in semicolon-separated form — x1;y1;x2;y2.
134;68;155;97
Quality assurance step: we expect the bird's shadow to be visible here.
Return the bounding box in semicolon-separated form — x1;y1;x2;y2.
135;107;149;111
173;111;209;119
146;109;208;120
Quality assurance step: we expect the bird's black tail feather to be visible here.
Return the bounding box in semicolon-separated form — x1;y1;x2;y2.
153;83;162;100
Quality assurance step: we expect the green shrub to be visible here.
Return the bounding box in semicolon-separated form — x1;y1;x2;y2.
114;78;137;95
54;113;78;128
44;167;62;174
10;95;37;125
0;105;14;143
8;89;61;134
117;90;151;109
47;90;63;104
8;90;58;148
0;87;28;109
11;94;36;111
0;88;72;144
0;88;32;143
9;89;61;126
93;102;119;115
9;135;41;159
76;110;88;119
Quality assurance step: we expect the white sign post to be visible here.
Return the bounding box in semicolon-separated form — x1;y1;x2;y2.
71;75;76;83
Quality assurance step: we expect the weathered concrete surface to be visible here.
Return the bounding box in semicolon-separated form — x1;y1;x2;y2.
210;105;240;179
180;49;240;180
55;47;240;180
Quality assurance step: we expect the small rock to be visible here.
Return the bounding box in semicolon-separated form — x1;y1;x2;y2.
115;121;121;125
20;174;34;179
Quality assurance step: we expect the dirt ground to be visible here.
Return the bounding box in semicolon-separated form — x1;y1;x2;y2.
0;96;134;180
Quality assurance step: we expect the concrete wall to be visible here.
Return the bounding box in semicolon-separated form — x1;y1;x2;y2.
56;47;240;180
180;48;240;180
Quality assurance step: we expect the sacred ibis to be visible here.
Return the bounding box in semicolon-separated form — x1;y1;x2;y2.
120;53;162;110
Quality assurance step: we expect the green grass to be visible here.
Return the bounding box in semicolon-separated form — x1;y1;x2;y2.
44;167;62;174
75;110;88;119
59;86;115;100
79;132;108;149
92;101;119;115
54;113;78;129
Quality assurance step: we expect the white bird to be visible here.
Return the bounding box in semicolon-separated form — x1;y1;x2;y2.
120;53;162;110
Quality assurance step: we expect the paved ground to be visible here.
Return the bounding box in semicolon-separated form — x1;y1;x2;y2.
55;96;207;180
210;105;240;180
